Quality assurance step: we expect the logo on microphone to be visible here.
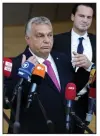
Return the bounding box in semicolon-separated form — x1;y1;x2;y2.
4;61;12;72
22;62;29;68
68;87;75;90
37;66;44;71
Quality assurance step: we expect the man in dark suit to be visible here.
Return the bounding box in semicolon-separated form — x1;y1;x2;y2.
53;3;96;133
4;16;81;134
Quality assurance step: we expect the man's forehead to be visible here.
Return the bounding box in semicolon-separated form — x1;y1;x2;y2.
77;5;93;12
32;24;53;33
76;6;93;16
36;30;52;34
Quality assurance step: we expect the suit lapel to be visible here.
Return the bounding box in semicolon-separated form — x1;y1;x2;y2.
44;73;59;92
50;52;66;93
43;52;66;94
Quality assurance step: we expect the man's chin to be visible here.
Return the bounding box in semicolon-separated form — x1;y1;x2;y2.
80;26;88;31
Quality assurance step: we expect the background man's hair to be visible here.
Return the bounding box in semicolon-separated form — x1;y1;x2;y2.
72;3;94;15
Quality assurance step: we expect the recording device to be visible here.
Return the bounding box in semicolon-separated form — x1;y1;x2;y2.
3;58;15;126
64;82;94;134
27;64;54;132
27;64;45;108
13;61;36;133
65;83;76;133
3;57;13;108
11;61;35;103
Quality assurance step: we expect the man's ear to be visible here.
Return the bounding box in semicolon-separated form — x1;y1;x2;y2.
25;36;30;44
71;14;74;22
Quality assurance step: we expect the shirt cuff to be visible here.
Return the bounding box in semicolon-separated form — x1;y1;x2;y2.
85;62;94;72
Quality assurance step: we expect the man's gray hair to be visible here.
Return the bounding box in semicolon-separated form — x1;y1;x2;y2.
25;16;52;37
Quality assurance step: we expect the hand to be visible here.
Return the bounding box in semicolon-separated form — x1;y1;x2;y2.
21;54;39;66
72;51;92;69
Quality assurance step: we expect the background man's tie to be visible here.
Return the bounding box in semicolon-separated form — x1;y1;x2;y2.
77;37;84;54
43;60;60;91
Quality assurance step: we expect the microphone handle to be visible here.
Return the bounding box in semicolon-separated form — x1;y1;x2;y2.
26;83;37;108
34;92;54;133
11;78;24;103
66;100;72;133
13;85;23;133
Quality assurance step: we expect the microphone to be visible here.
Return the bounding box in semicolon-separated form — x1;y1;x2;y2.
85;85;96;125
3;58;13;106
3;58;15;117
11;61;35;103
27;64;54;132
65;83;76;133
27;64;45;108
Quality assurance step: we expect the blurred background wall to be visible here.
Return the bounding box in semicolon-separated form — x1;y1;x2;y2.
3;3;96;133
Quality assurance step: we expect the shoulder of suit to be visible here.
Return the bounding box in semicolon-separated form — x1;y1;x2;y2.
88;33;96;38
51;50;69;60
54;31;70;37
11;46;29;62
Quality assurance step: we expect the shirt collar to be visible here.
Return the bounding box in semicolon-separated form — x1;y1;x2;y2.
71;29;88;40
28;47;52;64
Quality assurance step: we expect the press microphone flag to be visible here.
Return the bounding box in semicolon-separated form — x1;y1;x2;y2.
3;57;13;78
18;60;35;82
65;83;76;132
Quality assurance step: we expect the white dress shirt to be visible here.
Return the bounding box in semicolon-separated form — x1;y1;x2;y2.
29;47;61;88
71;29;93;95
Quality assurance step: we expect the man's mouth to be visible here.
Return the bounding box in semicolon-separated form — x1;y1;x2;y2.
41;47;51;49
81;24;87;27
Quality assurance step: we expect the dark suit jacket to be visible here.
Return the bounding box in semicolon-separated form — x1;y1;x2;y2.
4;46;75;134
53;31;96;63
53;31;96;132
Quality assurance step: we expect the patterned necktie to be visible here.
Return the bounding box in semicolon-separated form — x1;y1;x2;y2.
77;37;84;54
43;60;60;91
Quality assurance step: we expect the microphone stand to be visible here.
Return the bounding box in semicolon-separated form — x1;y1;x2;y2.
3;84;15;130
31;92;54;133
70;112;94;134
13;85;22;133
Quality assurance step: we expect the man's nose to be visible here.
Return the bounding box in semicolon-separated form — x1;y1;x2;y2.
44;36;50;43
83;17;88;23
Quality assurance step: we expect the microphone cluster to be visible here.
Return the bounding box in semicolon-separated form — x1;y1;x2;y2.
3;57;46;106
